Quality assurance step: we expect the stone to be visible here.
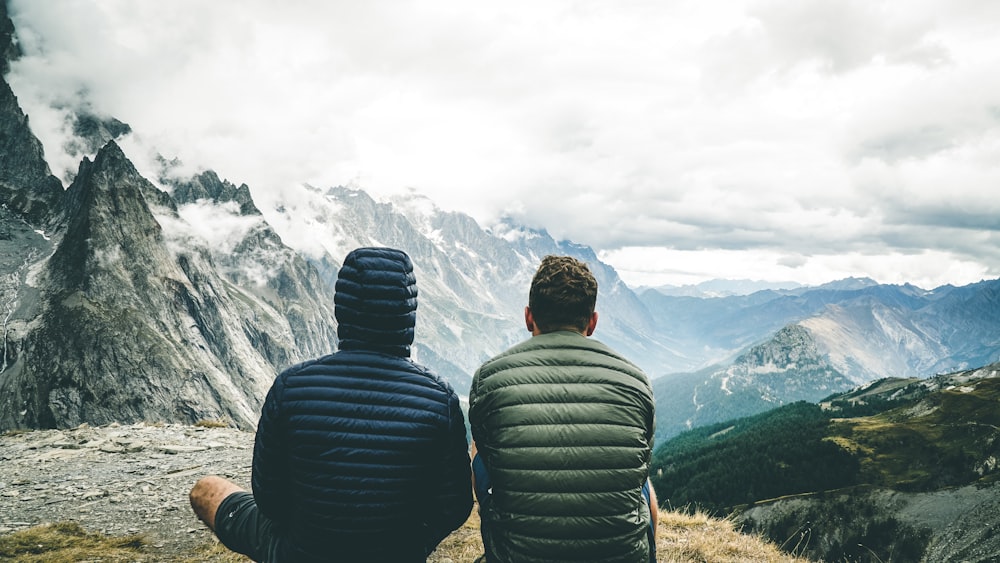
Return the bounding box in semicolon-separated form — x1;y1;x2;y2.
158;445;208;454
80;489;107;500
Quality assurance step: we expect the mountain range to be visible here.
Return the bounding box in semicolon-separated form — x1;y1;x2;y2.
646;280;1000;438
2;2;1000;436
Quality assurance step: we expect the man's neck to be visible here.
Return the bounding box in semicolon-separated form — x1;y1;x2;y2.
534;327;587;337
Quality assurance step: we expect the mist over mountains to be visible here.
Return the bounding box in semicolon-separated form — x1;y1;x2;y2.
2;2;1000;435
639;278;805;298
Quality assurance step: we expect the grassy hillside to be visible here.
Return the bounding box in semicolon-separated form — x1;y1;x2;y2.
650;401;861;512
649;363;1000;562
0;507;808;563
652;367;1000;512
829;374;1000;491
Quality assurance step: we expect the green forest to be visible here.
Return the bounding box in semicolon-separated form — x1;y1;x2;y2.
649;372;1000;561
650;401;862;513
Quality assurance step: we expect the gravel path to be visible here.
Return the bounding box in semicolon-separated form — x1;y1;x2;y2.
0;422;253;556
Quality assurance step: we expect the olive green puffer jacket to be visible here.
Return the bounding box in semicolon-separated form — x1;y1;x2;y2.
469;331;655;563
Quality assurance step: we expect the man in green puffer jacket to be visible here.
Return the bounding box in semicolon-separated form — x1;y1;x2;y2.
469;255;657;563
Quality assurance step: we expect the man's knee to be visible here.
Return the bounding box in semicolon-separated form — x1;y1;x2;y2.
190;475;245;531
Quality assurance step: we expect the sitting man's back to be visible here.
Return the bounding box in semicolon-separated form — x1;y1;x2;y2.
191;247;472;562
469;255;656;563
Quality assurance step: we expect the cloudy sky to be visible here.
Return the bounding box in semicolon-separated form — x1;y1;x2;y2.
6;0;1000;289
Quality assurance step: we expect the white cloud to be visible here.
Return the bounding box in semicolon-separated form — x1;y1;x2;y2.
601;246;994;290
6;0;999;288
175;201;263;255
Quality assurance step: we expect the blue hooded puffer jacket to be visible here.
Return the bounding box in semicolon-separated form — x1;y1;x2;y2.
251;247;473;562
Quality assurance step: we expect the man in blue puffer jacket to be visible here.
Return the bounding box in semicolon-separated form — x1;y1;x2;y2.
190;247;473;562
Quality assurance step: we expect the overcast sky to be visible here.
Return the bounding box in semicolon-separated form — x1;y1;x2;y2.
7;0;1000;289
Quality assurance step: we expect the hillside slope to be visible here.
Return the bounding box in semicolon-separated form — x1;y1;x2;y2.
651;362;1000;562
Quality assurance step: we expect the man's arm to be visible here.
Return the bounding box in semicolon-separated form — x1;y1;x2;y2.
647;479;659;531
250;377;289;522
470;440;478;495
424;391;474;552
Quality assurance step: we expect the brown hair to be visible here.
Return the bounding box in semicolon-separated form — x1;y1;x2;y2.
528;255;598;333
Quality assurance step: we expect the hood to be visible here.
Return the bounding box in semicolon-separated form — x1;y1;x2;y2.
335;247;418;356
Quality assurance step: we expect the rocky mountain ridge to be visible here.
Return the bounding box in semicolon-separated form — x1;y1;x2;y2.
257;183;679;386
0;8;61;227
1;141;332;430
653;325;855;439
649;280;1000;439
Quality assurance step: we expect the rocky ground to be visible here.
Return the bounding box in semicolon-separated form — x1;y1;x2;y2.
0;422;253;556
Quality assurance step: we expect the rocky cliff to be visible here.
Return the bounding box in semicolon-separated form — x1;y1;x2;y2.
654;324;855;439
1;142;334;430
0;2;62;225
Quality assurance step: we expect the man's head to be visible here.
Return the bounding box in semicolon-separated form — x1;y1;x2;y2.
335;247;417;356
526;255;598;336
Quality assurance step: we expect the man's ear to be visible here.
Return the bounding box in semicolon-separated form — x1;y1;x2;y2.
525;306;536;334
585;311;598;336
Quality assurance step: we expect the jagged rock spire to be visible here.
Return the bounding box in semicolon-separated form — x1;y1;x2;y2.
0;1;63;224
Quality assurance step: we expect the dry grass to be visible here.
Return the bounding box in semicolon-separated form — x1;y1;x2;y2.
0;507;807;562
429;505;485;562
431;503;808;563
655;509;810;563
0;522;148;562
0;522;249;563
174;541;251;563
194;419;232;429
